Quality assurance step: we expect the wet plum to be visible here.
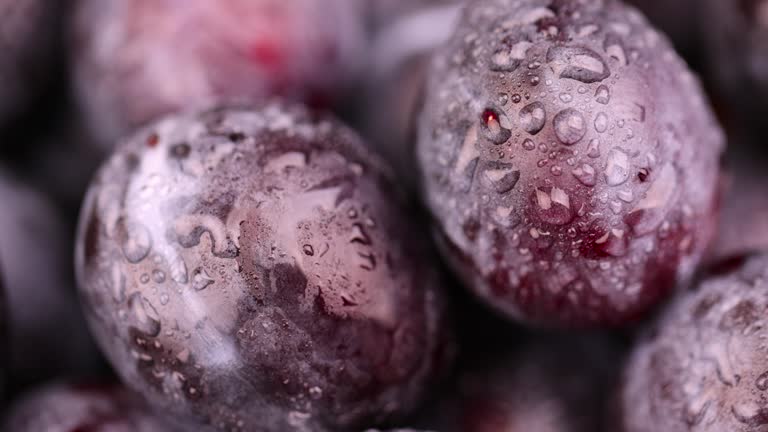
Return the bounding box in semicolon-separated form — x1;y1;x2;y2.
621;253;768;432
0;0;57;125
0;169;101;390
1;381;177;431
419;335;620;432
75;104;450;432
417;0;725;327
71;0;366;145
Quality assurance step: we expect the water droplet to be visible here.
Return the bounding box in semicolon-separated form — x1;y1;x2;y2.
520;102;547;135
118;222;152;264
490;41;532;72
546;45;610;83
618;190;634;202
110;263;126;302
522;139;536;151
604;33;628;65
535;187;573;225
605;148;630;186
127;292;161;337
481;161;521;194
756;371;768;391
530;76;540;86
572;164;597;186
732;401;768;425
357;252;377;271
140;274;150;284
554;109;587;145
511;94;522;104
610;200;623;214
587;139;601;158
152;270;166;283
159;293;169;305
350;223;372;245
302;244;315;256
594;112;608;133
685;392;711;426
559;93;573;103
550;166;563;176
480;108;512;144
192;267;214;291
309;386;323;400
595;85;611;105
498;93;510;106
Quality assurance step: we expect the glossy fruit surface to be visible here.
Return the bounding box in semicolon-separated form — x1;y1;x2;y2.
71;0;366;145
417;0;724;327
75;104;449;432
621;253;768;432
1;381;176;431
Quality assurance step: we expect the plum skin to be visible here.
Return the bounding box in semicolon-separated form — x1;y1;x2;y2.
621;254;768;431
1;381;175;431
75;104;449;432
417;0;724;327
70;0;366;145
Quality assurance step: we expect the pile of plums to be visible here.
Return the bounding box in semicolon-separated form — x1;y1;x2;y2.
2;0;768;430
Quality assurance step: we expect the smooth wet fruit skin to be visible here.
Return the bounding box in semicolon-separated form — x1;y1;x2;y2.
417;0;724;327
1;381;177;431
75;104;449;432
419;335;620;432
71;0;366;146
0;169;101;391
621;253;768;432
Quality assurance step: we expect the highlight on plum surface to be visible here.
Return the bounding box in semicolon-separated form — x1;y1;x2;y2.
75;103;450;432
417;0;725;327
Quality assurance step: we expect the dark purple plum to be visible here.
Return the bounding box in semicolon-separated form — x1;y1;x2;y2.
417;0;725;327
701;0;768;125
0;168;101;390
419;335;620;432
711;164;768;262
75;104;450;432
1;381;177;431
621;253;768;431
0;0;57;125
71;0;366;145
365;1;462;188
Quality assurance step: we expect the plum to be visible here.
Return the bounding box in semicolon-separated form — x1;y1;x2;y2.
71;0;366;146
711;163;768;262
417;0;724;327
75;104;450;432
414;334;620;432
0;0;57;125
621;253;768;431
1;381;178;431
701;0;768;126
0;169;101;391
365;1;462;189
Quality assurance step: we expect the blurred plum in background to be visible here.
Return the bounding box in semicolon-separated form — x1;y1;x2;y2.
71;0;367;146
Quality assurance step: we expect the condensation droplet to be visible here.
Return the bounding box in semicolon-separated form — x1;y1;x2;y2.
553;109;587;145
572;164;597;186
546;45;610;83
192;267;214;291
520;102;547;135
127;292;161;337
595;85;611;104
594;112;609;133
605;148;630;186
